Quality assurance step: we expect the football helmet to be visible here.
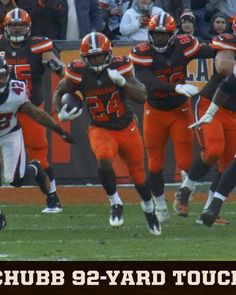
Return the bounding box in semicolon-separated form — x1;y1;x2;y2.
80;32;112;73
0;58;10;94
148;12;177;53
3;8;31;43
232;14;236;34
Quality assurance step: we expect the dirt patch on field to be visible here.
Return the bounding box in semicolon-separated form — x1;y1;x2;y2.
0;186;236;205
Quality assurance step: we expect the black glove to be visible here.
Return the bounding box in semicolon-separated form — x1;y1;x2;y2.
61;131;76;144
43;58;63;75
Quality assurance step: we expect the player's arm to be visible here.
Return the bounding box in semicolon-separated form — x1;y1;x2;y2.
215;50;236;76
42;51;65;78
107;68;147;104
18;101;75;143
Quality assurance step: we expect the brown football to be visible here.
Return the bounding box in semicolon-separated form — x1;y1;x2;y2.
61;93;82;113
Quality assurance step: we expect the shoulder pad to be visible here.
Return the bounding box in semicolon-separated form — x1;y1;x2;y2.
176;34;200;57
211;33;236;51
110;55;133;76
129;42;152;66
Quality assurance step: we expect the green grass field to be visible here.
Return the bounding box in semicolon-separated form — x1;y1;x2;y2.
0;201;236;261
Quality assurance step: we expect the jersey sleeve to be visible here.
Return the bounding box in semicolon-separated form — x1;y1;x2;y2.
211;34;236;51
30;36;54;54
109;55;133;76
129;42;153;67
65;60;84;84
176;34;201;58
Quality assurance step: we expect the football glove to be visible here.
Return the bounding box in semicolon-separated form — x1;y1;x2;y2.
175;84;199;98
43;58;64;75
189;102;219;129
107;68;126;86
58;104;82;121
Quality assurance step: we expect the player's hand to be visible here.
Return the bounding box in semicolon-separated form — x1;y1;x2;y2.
61;131;76;144
58;104;82;121
107;68;126;86
189;113;214;129
42;58;64;75
175;84;199;97
189;102;219;129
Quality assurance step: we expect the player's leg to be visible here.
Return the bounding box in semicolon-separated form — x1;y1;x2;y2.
1;129;50;200
18;112;62;213
143;103;169;222
88;126;123;227
118;121;161;235
200;157;236;227
174;97;225;216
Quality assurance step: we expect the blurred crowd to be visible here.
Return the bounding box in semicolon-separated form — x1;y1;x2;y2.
0;0;236;42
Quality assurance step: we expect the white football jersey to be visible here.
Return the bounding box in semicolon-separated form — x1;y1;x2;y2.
0;79;28;136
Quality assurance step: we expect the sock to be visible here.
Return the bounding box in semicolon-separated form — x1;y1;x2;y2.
98;167;116;196
181;176;196;191
148;170;164;197
44;166;54;181
108;192;123;206
141;199;154;213
48;179;56;194
188;154;212;181
154;194;167;210
135;182;152;202
203;190;214;210
208;196;224;217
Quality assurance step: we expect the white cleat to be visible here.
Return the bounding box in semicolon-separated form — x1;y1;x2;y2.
109;204;124;227
41;207;63;214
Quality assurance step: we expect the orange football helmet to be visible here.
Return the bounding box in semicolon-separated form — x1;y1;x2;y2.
148;12;177;52
3;8;31;43
80;32;112;73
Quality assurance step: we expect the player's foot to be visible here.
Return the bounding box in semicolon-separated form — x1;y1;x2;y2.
199;209;216;227
30;160;50;194
42;192;63;213
0;210;6;230
143;210;162;236
196;215;230;225
153;197;169;223
173;187;192;217
109;204;123;227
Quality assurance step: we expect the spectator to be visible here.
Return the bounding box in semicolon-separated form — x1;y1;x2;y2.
178;11;195;35
99;0;133;40
16;0;67;39
155;0;191;24
65;0;105;40
120;0;164;41
191;0;210;40
0;0;16;34
208;11;229;36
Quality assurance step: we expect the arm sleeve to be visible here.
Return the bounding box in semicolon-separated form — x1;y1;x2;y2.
219;74;236;95
194;44;216;59
134;64;176;93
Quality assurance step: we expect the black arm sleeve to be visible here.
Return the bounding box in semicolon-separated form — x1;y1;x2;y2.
219;73;236;94
134;65;176;93
194;44;216;59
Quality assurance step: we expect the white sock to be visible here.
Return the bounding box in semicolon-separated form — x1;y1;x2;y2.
49;179;56;194
214;192;226;202
141;200;154;213
181;176;196;191
203;190;214;210
108;192;123;206
154;194;167;210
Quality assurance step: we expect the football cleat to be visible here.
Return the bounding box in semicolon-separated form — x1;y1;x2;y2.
196;215;230;225
109;204;124;227
42;192;63;214
0;210;6;230
173;187;192;217
199;209;216;227
143;210;162;236
29;160;50;194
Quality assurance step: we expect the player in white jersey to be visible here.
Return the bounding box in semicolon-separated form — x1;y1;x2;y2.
0;58;74;230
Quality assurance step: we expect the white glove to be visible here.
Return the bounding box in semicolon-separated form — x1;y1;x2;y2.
107;68;126;86
189;102;219;129
175;84;199;97
58;104;82;121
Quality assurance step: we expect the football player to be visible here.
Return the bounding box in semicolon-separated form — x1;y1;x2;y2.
190;70;236;226
0;58;74;230
53;32;162;236
175;15;236;223
1;8;65;213
129;12;215;222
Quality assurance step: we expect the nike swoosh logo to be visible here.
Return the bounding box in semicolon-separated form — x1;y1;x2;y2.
130;126;136;131
181;108;188;112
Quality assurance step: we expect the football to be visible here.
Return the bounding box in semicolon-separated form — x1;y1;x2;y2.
61;93;83;113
